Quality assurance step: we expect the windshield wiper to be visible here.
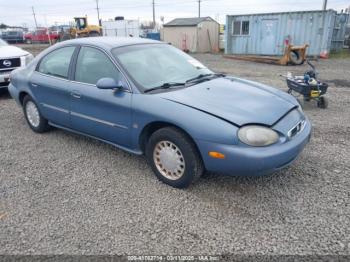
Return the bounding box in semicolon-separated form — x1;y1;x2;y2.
144;82;185;93
185;73;226;84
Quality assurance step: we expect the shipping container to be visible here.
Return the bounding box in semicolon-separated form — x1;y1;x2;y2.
225;10;349;57
102;20;141;37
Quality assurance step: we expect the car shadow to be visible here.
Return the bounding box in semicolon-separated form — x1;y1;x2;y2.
48;125;306;200
0;90;11;99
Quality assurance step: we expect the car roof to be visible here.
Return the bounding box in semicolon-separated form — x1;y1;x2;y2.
58;36;162;49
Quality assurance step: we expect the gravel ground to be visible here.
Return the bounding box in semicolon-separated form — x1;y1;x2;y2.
0;46;350;257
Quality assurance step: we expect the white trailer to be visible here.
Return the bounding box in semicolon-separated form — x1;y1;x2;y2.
102;20;141;37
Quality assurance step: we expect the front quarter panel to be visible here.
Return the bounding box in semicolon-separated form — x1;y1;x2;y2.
131;93;239;151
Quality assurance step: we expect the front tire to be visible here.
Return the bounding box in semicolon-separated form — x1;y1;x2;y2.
23;95;50;133
146;127;204;188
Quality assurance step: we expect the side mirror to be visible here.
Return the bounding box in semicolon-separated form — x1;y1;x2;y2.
96;77;123;90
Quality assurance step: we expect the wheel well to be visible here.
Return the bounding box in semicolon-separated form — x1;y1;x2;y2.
19;92;29;105
139;122;200;156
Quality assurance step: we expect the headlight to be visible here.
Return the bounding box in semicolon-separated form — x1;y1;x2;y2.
238;125;279;147
24;54;34;65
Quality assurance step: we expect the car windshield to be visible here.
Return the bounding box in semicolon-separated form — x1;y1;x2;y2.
0;39;8;46
112;44;212;91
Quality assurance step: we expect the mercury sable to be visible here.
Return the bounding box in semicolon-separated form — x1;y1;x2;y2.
8;37;312;188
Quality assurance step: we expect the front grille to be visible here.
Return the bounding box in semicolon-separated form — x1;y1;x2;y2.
0;58;21;70
288;120;306;138
0;69;13;74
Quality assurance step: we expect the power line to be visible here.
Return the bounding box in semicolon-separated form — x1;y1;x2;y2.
31;6;38;29
198;0;201;17
152;0;156;28
323;0;328;10
95;0;101;25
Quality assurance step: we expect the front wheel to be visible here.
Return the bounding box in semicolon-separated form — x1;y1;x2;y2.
23;95;50;133
146;127;204;188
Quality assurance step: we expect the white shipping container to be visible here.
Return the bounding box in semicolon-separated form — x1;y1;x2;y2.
102;20;141;37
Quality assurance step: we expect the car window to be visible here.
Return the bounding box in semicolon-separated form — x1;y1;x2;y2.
112;44;212;90
75;46;121;85
38;46;75;79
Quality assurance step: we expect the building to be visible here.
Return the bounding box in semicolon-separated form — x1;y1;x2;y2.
161;17;219;53
102;19;141;37
225;10;349;57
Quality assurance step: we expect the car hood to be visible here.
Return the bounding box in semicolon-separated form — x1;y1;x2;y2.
0;45;29;58
158;77;298;126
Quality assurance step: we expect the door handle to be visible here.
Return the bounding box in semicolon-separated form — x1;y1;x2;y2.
30;83;38;87
71;92;81;99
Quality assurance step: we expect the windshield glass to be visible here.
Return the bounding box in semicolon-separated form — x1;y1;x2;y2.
112;44;212;90
0;39;8;46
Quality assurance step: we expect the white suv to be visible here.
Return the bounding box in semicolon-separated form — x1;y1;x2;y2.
0;39;33;91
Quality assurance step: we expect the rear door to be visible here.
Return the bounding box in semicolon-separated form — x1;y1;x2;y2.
30;45;77;127
69;46;132;146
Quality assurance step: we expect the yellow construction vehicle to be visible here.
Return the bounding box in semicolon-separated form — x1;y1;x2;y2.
69;17;101;38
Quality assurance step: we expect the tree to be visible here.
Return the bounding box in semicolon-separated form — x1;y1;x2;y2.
0;23;9;29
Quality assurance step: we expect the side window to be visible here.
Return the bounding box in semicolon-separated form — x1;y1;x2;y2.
233;21;241;35
38;46;75;79
232;21;250;35
241;21;250;35
75;46;120;85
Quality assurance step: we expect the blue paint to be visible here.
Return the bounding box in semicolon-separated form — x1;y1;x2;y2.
9;37;312;177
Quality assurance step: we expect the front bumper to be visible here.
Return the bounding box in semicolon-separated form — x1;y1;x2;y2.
196;118;312;176
0;71;11;89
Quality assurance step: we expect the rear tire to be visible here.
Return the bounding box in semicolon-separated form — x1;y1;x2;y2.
146;127;204;188
317;96;328;109
23;95;50;133
89;31;100;37
289;50;304;65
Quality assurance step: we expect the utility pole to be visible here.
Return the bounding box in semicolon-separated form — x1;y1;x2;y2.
322;0;327;10
152;0;156;29
95;0;101;26
31;6;38;29
198;0;201;17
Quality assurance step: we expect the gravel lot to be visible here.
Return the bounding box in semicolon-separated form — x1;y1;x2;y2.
1;45;350;257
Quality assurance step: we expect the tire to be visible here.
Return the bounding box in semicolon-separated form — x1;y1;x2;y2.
146;127;204;188
23;95;50;133
89;31;100;37
289;50;304;65
317;96;328;109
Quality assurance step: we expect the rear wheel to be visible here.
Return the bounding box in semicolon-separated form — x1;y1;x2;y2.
23;95;50;133
89;31;100;37
146;127;204;188
317;96;328;109
289;50;304;65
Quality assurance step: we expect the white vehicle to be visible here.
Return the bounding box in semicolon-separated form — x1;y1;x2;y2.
0;39;34;91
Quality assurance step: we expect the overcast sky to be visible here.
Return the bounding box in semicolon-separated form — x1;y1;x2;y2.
1;0;349;28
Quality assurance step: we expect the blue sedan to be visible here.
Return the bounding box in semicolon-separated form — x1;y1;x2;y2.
8;37;312;188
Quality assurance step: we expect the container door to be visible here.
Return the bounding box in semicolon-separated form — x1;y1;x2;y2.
260;19;278;55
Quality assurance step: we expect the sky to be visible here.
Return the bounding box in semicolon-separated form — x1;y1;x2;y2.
1;0;349;28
